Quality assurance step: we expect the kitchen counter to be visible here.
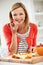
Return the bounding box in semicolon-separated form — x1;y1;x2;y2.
0;61;43;65
0;56;43;64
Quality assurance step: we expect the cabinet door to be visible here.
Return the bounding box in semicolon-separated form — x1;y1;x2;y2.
33;0;43;44
0;36;1;45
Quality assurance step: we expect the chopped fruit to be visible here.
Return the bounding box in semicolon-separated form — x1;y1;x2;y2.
25;53;32;59
12;53;36;59
12;54;20;59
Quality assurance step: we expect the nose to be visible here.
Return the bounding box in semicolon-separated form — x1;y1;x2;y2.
16;15;21;21
17;15;20;19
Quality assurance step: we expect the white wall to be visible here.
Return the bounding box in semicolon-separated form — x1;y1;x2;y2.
0;0;35;47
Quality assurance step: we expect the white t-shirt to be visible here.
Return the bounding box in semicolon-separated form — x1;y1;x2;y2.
17;27;30;53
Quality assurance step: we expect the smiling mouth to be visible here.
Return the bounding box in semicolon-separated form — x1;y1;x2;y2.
16;20;21;23
16;19;23;23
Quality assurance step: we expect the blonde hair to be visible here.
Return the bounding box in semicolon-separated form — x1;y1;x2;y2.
9;2;29;29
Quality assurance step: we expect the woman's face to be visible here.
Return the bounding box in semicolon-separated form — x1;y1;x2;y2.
11;7;25;25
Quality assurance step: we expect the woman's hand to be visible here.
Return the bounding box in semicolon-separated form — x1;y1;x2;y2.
27;47;36;53
9;21;19;54
10;21;19;33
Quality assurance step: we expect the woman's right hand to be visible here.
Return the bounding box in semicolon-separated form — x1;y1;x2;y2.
10;21;19;33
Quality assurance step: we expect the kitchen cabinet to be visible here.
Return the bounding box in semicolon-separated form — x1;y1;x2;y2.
33;0;43;27
33;0;43;44
0;35;1;45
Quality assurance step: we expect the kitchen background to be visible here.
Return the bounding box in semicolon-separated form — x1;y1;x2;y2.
0;0;43;48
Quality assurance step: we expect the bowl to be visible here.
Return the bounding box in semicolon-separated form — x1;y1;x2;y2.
35;46;43;56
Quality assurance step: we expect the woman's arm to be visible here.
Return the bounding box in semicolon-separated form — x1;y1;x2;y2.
28;23;38;53
31;24;38;52
9;21;19;54
3;23;18;55
10;33;17;54
33;24;38;46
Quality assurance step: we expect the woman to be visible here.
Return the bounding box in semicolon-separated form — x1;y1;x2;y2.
3;2;38;55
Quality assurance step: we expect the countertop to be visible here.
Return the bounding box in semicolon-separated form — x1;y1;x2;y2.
0;61;43;65
0;56;43;64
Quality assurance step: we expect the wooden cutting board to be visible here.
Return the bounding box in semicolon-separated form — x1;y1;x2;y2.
0;56;43;64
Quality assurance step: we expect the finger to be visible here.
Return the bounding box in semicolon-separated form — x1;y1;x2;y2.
10;22;15;28
14;21;19;26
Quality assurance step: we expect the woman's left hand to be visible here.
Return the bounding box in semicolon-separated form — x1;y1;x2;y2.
27;47;36;53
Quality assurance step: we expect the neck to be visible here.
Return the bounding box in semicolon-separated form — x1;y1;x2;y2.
17;23;28;34
17;22;25;33
18;22;25;31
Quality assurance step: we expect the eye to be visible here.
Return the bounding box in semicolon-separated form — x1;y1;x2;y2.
19;13;23;15
13;14;17;16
